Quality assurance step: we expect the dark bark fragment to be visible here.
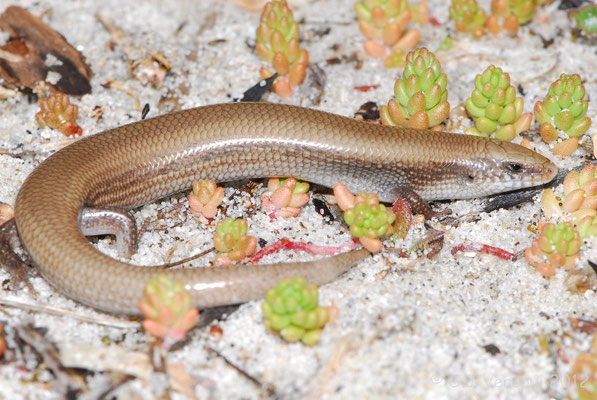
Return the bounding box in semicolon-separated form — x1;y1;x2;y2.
0;6;92;95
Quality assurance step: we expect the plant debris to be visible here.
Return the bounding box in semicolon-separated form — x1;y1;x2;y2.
14;324;85;397
96;13;171;89
353;101;380;121
0;6;92;95
238;73;278;102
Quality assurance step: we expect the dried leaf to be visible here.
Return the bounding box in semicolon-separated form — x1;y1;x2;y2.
0;6;92;94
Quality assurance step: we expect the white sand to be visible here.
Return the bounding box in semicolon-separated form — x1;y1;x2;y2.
0;0;596;398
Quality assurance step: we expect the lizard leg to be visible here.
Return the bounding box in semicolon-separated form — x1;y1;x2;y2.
0;219;34;291
391;186;435;219
79;207;138;259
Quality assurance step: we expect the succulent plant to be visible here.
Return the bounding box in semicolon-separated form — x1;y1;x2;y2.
449;0;487;39
502;0;535;24
213;218;258;266
541;165;597;219
380;47;450;129
408;1;429;25
464;65;531;141
576;215;597;240
354;0;420;67
570;5;597;36
486;0;536;35
383;49;407;68
262;177;310;218
188;180;225;220
344;193;396;240
262;277;329;345
524;221;581;278
534;74;591;156
333;183;394;252
36;92;82;136
256;0;308;97
562;165;597;211
138;274;199;350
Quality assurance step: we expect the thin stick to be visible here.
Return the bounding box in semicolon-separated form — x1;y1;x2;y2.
204;345;277;398
161;247;215;269
0;297;139;329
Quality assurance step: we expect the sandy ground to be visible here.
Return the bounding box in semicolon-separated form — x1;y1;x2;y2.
0;0;596;399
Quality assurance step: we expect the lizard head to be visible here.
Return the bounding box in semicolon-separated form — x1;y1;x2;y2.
450;139;558;199
485;139;558;189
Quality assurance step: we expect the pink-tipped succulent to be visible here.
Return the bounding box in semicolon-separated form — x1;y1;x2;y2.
534;74;591;157
541;165;597;220
213;218;258;266
354;0;421;68
449;0;487;39
380;47;450;130
0;202;14;226
36;92;82;136
261;178;310;218
138;274;200;351
464;65;532;141
333;182;396;252
486;0;536;35
256;0;309;97
262;277;330;345
569;335;597;400
524;221;581;278
188;180;225;221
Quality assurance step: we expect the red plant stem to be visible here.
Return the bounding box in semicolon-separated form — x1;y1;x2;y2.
250;238;359;263
354;84;380;92
451;242;516;261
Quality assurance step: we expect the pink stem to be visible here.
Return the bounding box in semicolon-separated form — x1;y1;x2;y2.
250;238;359;263
451;242;516;261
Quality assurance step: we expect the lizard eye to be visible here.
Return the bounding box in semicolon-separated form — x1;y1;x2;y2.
506;162;523;173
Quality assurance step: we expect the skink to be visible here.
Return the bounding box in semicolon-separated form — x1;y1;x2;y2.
11;103;557;315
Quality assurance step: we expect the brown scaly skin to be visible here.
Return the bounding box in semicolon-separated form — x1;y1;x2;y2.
6;103;556;315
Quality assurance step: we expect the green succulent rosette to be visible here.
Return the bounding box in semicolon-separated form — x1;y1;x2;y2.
505;0;535;24
343;193;396;239
140;274;193;326
491;0;535;24
538;222;581;257
525;222;582;277
213;218;249;253
512;0;535;25
534;73;591;141
354;0;409;44
570;5;597;35
262;277;329;345
380;47;449;129
449;0;487;38
256;0;307;81
256;1;298;64
465;65;530;141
